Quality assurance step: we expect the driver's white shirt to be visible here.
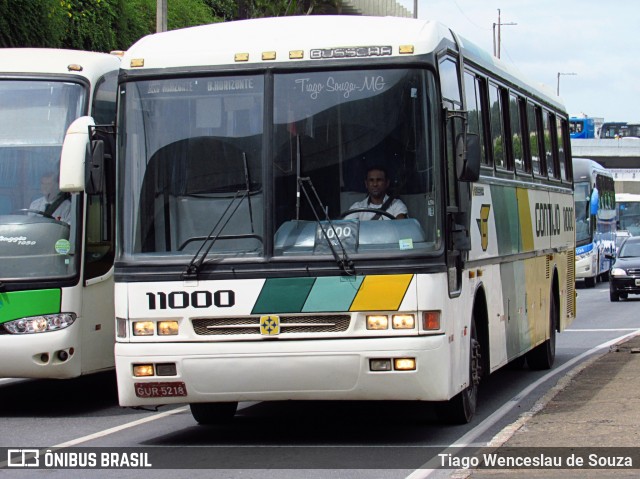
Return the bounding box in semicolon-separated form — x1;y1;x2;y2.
29;195;71;224
345;195;408;220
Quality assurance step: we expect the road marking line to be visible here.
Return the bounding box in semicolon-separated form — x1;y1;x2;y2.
565;328;640;332
52;406;189;448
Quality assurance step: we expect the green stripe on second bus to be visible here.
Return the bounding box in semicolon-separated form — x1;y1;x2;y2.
0;289;61;324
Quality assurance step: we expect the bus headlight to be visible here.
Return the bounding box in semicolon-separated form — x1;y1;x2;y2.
2;313;76;334
611;268;627;277
158;321;179;335
366;315;389;330
133;321;155;336
392;314;415;329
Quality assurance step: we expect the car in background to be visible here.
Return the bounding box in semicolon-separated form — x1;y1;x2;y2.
608;236;640;301
615;230;632;254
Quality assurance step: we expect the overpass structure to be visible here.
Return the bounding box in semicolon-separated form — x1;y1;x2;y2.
571;138;640;194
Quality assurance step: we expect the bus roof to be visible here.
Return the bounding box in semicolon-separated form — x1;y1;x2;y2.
122;15;562;111
572;157;609;182
0;48;120;79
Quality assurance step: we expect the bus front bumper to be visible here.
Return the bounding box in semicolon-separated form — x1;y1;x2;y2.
115;335;453;407
0;324;82;379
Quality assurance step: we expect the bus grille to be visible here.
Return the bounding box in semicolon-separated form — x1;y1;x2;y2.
192;315;351;336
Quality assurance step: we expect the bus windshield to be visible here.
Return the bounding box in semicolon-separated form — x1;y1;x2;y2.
0;79;85;280
119;68;441;262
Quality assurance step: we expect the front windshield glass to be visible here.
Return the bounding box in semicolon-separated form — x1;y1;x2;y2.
574;182;591;244
119;68;440;263
0;80;85;280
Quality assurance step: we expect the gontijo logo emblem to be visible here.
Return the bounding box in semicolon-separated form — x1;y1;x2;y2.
260;315;280;335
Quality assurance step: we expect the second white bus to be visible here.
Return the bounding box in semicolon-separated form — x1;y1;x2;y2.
0;49;120;378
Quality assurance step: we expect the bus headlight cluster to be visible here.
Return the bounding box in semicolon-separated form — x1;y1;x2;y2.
132;320;179;336
3;313;76;334
366;314;415;330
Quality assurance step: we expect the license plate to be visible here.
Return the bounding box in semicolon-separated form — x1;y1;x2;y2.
134;381;187;398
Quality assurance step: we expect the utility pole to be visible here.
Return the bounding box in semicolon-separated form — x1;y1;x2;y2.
414;0;418;19
557;72;577;96
156;0;167;33
493;9;517;59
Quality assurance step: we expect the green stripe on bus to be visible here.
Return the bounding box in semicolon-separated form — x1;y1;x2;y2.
492;185;520;255
252;277;316;314
302;276;364;312
517;187;534;251
0;289;61;324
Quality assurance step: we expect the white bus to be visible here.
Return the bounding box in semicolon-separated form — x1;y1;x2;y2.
573;158;616;287
112;16;576;424
616;192;640;237
0;49;120;378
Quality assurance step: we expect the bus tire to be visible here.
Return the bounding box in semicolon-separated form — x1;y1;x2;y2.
190;402;238;425
439;316;481;424
584;276;596;288
527;291;557;370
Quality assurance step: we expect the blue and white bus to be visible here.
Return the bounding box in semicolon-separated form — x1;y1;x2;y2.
573;158;616;287
569;117;595;139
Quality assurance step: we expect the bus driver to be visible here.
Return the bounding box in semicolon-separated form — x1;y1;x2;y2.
345;167;407;220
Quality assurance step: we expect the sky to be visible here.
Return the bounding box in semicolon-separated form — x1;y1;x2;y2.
396;0;640;122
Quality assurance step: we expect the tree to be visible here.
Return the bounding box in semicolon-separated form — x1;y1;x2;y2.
0;0;66;48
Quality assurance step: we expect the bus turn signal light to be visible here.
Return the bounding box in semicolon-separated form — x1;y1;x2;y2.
423;311;440;331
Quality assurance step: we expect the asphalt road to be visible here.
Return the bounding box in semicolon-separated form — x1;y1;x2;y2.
1;279;637;479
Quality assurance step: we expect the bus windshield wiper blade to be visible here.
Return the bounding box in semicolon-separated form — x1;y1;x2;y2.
297;176;355;276
182;189;249;280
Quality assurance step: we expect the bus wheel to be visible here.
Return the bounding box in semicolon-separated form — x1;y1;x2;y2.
527;292;557;370
440;316;481;424
584;276;596;288
190;402;238;425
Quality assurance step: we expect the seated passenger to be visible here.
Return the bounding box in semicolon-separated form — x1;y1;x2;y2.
345;167;407;220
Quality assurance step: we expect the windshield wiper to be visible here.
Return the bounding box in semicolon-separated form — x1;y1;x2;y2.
295;136;355;275
182;189;250;280
182;154;256;280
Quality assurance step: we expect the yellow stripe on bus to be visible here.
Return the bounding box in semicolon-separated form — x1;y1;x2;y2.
349;274;413;311
517;188;534;251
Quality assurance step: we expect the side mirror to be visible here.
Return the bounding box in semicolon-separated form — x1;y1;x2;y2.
456;132;481;182
590;187;599;215
60;116;95;192
86;140;105;195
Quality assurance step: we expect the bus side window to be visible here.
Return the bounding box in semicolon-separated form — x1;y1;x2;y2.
558;118;571;181
527;103;543;176
463;71;488;166
488;83;506;170
542;110;557;179
510;93;528;174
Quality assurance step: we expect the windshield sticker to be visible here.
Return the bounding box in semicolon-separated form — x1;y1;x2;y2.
55;239;71;255
399;238;414;250
0;235;36;246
